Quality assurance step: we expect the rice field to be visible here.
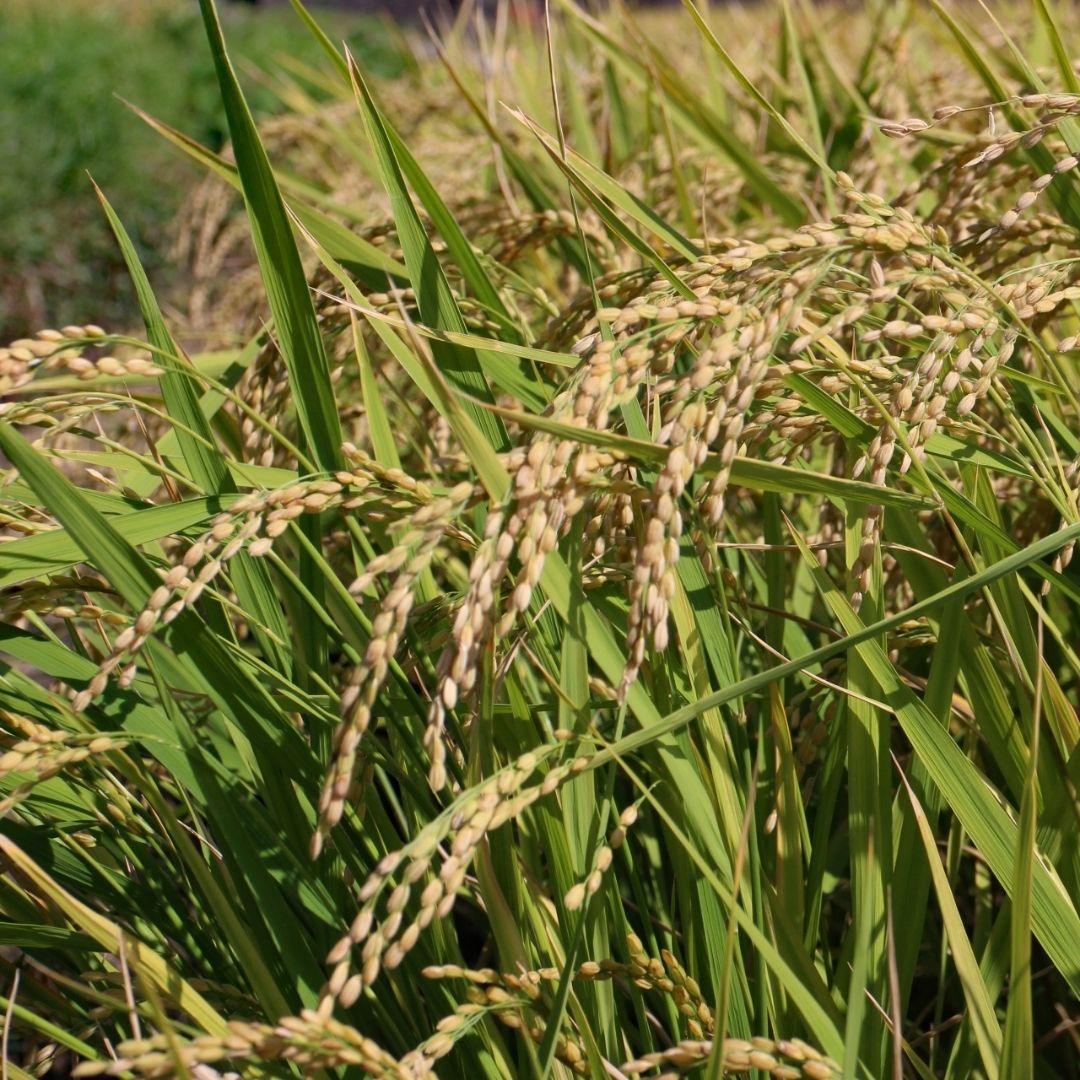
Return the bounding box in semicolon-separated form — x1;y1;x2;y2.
1;0;1079;1076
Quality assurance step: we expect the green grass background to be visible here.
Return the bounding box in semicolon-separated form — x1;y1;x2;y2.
0;0;402;339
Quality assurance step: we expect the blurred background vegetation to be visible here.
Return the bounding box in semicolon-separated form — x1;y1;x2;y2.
0;0;406;339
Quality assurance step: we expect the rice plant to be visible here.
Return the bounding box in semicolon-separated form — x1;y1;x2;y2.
1;0;1079;1076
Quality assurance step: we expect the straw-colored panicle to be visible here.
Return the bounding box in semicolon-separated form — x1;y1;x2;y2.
419;984;588;1068
71;1011;432;1077
417;166;1048;703
879;93;1080;144
313;477;474;856
482;207;615;269
319;740;591;1012
999;275;1080;322
426;421;596;776
431;238;832;710
619;1036;840;1077
426;259;750;723
235;346;293;469
417;1000;486;1065
0;325;160;394
807;501;844;569
579;933;714;1039
71;456;443;716
564;802;639;910
622;443;688;692
879;93;1080;240
69;478;346;712
0;720;127;814
422;963;589;1074
578;935;840;1076
0;576;122;625
583;471;637;563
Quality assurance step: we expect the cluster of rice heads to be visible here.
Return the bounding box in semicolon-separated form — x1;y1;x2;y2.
2;0;1079;1078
